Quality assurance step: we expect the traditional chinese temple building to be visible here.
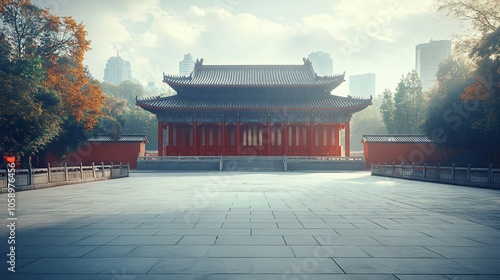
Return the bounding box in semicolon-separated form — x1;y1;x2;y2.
136;58;371;157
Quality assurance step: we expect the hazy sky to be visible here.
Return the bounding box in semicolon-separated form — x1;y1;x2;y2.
33;0;464;95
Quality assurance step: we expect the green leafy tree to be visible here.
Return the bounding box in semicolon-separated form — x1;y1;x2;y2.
380;88;395;133
350;98;387;150
100;81;148;105
99;81;158;149
437;0;499;54
423;57;497;164
380;71;425;134
463;27;500;135
0;32;63;158
433;0;500;163
393;76;409;133
92;93;128;139
405;70;426;131
122;108;158;150
393;71;425;134
424;58;475;147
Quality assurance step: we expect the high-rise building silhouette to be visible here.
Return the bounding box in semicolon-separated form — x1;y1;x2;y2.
103;51;132;84
349;73;375;98
179;53;195;76
307;51;333;76
415;40;451;90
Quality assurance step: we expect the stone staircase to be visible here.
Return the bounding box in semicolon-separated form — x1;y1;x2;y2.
222;157;285;172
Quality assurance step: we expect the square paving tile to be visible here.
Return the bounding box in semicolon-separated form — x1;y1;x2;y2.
106;236;182;246
283;235;319;245
176;235;218;245
126;246;209;258
215;235;285;245
334;258;476;274
207;245;294;257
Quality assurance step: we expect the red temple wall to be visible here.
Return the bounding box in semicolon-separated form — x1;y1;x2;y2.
46;142;145;169
363;142;447;169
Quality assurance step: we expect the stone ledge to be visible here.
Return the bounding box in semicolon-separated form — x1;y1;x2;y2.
0;176;128;193
372;173;500;190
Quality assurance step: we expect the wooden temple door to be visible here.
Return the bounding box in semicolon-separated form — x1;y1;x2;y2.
270;124;284;156
198;124;222;156
287;124;310;156
172;124;194;156
314;124;331;156
331;124;341;156
240;124;266;156
224;124;237;155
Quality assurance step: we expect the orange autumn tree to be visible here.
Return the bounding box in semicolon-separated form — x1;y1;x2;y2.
43;9;104;130
0;0;104;161
43;17;104;130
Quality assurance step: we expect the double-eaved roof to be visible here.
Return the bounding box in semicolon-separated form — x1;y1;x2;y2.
137;58;372;115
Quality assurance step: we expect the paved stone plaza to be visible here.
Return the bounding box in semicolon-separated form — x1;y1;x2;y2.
1;171;500;279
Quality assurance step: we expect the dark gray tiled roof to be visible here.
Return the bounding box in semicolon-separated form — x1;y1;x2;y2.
87;135;148;143
137;95;371;110
362;135;433;143
164;64;344;87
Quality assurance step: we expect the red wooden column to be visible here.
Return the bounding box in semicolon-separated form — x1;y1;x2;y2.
334;124;340;156
266;119;271;156
193;118;198;156
326;124;332;156
309;120;315;156
158;121;163;156
345;121;350;157
236;120;241;155
221;117;226;156
168;123;173;156
283;119;288;156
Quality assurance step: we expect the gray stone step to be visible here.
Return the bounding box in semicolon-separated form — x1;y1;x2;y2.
222;159;284;172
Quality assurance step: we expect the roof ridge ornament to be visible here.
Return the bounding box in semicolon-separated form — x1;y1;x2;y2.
302;57;312;66
195;58;204;67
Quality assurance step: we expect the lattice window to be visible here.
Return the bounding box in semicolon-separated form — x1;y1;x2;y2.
323;128;327;146
201;127;206;146
189;127;193;146
271;130;275;146
303;126;307;146
258;127;262;146
163;127;169;146
277;130;282;146
295;127;300;146
315;126;319;146
217;127;222;146
289;128;293;146
332;128;336;145
243;129;247;146
230;129;236;146
253;126;258;146
209;127;214;146
181;127;186;146
173;126;177;146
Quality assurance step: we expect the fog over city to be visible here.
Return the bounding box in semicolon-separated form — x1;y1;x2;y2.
33;0;463;95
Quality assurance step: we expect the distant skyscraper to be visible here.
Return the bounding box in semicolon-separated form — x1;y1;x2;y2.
179;53;195;76
307;51;333;76
415;39;452;90
103;51;132;84
146;82;161;96
349;73;376;98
